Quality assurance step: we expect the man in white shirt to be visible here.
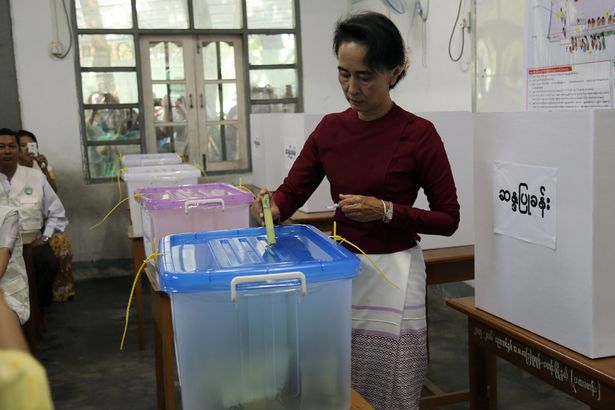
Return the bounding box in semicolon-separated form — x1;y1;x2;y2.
0;128;68;312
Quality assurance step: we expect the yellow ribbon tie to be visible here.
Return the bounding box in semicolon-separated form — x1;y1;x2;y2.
120;252;164;351
236;177;256;199
89;193;141;230
117;166;126;200
192;161;208;180
329;221;400;289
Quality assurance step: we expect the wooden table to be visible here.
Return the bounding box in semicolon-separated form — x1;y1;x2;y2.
128;225;145;350
287;209;335;232
423;245;474;285
420;245;474;408
144;265;374;410
447;296;615;409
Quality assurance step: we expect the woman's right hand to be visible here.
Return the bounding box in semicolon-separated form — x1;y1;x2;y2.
34;154;48;170
250;189;280;226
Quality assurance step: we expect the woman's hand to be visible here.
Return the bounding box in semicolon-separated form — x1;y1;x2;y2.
250;189;280;226
338;193;385;223
34;154;49;170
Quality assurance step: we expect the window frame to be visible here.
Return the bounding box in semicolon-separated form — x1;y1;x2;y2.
72;0;302;183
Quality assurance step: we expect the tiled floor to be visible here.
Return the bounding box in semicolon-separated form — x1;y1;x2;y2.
35;274;586;409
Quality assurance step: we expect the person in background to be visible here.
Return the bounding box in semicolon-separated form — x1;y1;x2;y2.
0;288;54;410
17;130;75;302
0;128;67;312
250;13;459;409
17;130;57;192
0;205;29;324
85;92;139;177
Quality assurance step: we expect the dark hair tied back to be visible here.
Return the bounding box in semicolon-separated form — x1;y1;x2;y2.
333;12;408;88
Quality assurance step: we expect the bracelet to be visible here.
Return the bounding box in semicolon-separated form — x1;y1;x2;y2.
381;200;387;222
383;201;394;223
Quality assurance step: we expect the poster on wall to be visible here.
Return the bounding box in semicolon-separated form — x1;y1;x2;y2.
526;0;615;110
493;161;557;249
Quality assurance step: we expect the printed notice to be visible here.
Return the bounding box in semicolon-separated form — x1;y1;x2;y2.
526;0;615;110
527;61;612;110
493;161;557;249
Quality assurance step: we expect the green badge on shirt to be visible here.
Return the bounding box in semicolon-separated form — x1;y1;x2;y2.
24;186;33;195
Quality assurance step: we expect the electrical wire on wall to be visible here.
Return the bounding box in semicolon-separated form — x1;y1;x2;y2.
352;0;431;67
49;0;73;59
383;0;406;14
417;0;429;67
448;0;467;62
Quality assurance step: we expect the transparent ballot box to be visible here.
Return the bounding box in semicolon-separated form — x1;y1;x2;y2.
137;183;253;257
120;153;182;168
121;164;200;235
155;225;360;410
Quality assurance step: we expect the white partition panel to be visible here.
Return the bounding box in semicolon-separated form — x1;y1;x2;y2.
475;110;615;358
250;113;330;213
415;112;474;250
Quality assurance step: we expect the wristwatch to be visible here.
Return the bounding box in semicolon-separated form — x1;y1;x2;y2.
383;201;394;223
41;235;50;242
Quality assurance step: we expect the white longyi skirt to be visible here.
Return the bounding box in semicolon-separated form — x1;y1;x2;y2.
351;245;427;410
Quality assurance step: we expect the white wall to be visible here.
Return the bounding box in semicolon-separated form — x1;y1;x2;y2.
11;0;132;265
11;0;474;269
475;0;526;111
300;0;474;113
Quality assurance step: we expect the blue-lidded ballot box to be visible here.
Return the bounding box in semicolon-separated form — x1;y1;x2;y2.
156;224;361;410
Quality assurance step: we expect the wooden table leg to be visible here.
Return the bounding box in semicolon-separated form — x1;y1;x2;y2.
152;286;176;409
468;317;497;410
160;292;176;410
132;237;145;350
151;286;165;410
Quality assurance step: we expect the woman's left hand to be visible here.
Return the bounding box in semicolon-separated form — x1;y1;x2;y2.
338;194;385;223
35;154;48;170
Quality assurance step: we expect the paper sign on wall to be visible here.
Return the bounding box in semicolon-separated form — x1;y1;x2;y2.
493;161;557;249
282;136;302;171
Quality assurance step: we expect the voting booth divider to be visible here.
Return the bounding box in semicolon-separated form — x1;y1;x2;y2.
474;110;615;359
414;112;474;250
250;113;331;213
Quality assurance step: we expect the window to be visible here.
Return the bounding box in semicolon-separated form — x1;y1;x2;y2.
140;36;248;171
74;0;301;181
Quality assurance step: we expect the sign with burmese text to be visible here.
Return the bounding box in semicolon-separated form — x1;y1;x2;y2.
493;161;557;249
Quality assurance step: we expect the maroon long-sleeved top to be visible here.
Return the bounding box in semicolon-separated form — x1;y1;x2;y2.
273;104;460;254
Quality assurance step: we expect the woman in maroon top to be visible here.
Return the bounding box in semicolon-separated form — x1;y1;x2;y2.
251;12;459;409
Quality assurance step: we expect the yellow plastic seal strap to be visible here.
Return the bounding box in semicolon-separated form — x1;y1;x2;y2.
119;252;163;351
329;221;399;289
88;193;141;230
